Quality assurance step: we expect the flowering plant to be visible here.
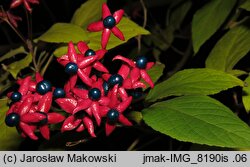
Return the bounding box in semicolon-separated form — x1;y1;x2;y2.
0;0;250;150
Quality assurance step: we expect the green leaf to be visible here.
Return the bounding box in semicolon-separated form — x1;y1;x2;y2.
88;17;150;50
142;95;250;148
240;0;250;11
147;62;165;84
71;0;106;28
243;75;250;113
0;99;22;150
38;23;89;43
53;46;68;57
146;68;244;102
206;24;250;71
5;53;32;79
227;69;248;77
192;0;237;53
0;47;27;62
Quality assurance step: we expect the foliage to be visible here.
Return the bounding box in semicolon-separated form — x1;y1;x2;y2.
146;68;244;102
192;0;237;54
206;24;250;72
143;95;250;148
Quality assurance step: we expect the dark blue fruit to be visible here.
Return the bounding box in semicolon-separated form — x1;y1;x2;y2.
103;16;116;28
10;91;22;102
135;56;148;69
53;88;65;99
65;62;78;75
5;113;20;127
108;74;123;87
107;109;119;124
88;88;101;101
36;80;52;95
85;49;96;56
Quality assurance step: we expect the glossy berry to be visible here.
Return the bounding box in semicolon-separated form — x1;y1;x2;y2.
103;81;109;96
5;113;20;127
53;88;65;99
10;91;22;102
36;80;52;95
85;49;96;56
103;16;116;28
135;56;148;69
65;62;78;75
88;88;101;101
108;74;123;87
107;109;119;124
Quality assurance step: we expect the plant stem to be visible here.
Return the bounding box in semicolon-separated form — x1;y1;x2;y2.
6;21;26;44
25;9;33;41
137;0;147;53
65;129;104;147
24;9;39;72
41;54;53;76
38;52;50;69
127;137;140;151
66;139;90;147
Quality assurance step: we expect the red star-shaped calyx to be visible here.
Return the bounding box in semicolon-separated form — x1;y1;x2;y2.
100;87;133;136
55;97;96;137
6;96;45;140
87;3;125;49
70;77;110;126
102;64;146;101
57;41;98;88
113;55;155;88
34;92;65;140
77;41;108;74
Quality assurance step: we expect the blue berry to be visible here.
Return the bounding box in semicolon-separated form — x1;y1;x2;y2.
85;49;96;56
107;109;119;124
36;80;52;95
10;91;22;102
5;113;20;127
135;56;148;69
53;88;65;99
103;81;109;96
103;16;116;28
108;74;123;87
88;88;101;101
65;62;78;75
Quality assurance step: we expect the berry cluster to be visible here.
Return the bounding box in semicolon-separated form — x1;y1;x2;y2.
5;3;154;140
5;73;65;140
